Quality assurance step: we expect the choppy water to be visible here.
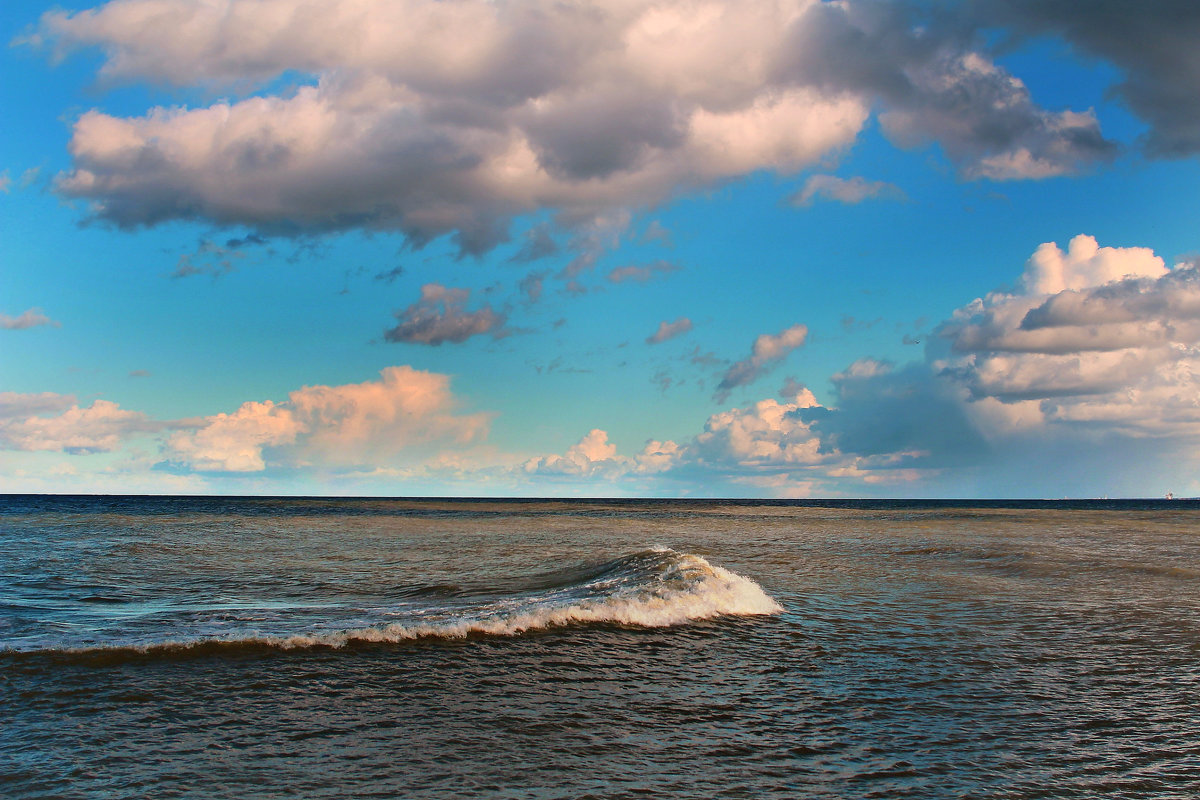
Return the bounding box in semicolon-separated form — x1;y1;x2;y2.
3;496;1200;799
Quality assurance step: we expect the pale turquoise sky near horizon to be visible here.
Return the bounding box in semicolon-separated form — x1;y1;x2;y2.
3;0;1200;497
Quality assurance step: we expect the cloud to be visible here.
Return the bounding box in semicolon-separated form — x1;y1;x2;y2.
607;260;681;285
641;221;672;246
33;0;1114;254
1;308;59;330
930;238;1200;439
170;238;244;279
692;391;827;469
646;317;693;345
801;360;987;467
165;366;491;471
373;266;405;284
790;174;903;206
383;283;507;345
0;398;158;454
519;270;549;304
508;223;560;263
1022;234;1166;295
715;323;808;401
971;1;1200;158
509;234;1200;495
0;392;76;419
778;2;1116;177
164;400;301;472
521;429;680;479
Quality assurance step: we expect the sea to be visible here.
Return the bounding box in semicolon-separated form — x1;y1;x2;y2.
3;495;1200;799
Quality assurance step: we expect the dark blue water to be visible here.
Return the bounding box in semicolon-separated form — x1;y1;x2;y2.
3;496;1200;798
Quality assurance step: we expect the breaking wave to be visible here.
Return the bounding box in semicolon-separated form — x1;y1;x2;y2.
3;548;781;658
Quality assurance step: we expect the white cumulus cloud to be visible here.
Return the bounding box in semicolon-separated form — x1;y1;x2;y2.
165;366;491;471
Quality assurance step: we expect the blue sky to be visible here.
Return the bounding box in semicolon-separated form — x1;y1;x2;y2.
3;0;1200;497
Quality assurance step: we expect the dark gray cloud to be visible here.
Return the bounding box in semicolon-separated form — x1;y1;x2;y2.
383;283;507;345
373;266;406;284
799;360;988;466
779;0;1117;178
975;0;1200;157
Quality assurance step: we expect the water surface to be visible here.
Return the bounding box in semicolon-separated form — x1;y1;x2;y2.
3;496;1199;798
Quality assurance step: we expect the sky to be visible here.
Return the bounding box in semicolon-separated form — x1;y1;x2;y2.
3;0;1200;498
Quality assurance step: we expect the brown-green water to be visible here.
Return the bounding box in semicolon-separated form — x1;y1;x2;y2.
3;496;1200;798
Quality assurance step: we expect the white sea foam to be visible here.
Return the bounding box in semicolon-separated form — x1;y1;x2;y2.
262;549;783;649
25;549;782;656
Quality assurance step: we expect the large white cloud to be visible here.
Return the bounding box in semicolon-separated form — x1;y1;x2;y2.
37;0;1113;253
0;396;159;454
165;365;491;471
936;236;1200;436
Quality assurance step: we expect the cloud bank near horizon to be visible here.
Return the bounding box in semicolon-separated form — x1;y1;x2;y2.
8;231;1200;495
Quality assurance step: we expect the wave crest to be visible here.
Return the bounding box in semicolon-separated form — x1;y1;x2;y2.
4;548;781;657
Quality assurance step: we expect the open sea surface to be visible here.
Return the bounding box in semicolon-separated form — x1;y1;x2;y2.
3;495;1200;798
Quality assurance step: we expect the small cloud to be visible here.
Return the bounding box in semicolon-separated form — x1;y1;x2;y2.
224;233;268;249
841;314;883;332
1;308;59;330
0;171;9;193
129;369;152;378
383;283;507;345
19;167;41;190
646;317;693;344
779;376;808;399
642;221;673;246
171;238;243;279
715;324;808;402
686;345;723;368
789;175;905;207
608;260;680;284
373;265;405;284
520;270;549;304
508;223;560;263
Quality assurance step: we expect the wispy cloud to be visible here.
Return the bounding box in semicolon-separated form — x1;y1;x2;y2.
608;260;681;285
646;317;693;344
790;174;904;206
1;308;59;330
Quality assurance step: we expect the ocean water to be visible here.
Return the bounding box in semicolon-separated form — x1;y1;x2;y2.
3;496;1200;799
